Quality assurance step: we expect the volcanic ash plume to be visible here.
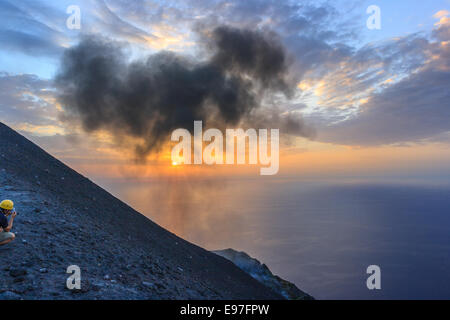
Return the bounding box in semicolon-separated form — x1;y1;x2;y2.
55;26;314;159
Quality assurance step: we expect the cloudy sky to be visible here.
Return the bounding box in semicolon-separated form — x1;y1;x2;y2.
1;0;450;181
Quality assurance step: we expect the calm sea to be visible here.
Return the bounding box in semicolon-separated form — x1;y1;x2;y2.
98;177;450;299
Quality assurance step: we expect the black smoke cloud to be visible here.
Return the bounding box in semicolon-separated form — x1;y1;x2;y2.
55;26;312;158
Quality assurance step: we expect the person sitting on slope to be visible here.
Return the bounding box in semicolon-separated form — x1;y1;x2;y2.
0;200;17;246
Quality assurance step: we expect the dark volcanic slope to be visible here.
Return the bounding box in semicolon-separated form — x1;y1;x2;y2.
0;122;282;299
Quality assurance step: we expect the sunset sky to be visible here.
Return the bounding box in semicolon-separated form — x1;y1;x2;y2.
1;0;450;183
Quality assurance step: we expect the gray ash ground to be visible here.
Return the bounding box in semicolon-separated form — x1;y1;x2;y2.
0;122;283;300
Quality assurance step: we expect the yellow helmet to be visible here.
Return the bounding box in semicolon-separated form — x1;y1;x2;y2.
0;200;14;211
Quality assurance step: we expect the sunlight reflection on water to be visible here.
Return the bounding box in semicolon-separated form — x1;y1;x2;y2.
97;177;450;299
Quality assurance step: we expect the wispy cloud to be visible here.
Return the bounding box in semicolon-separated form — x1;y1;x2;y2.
0;0;449;150
315;12;450;145
0;0;67;57
0;72;59;128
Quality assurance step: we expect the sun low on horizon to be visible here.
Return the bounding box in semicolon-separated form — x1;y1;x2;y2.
3;1;449;182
